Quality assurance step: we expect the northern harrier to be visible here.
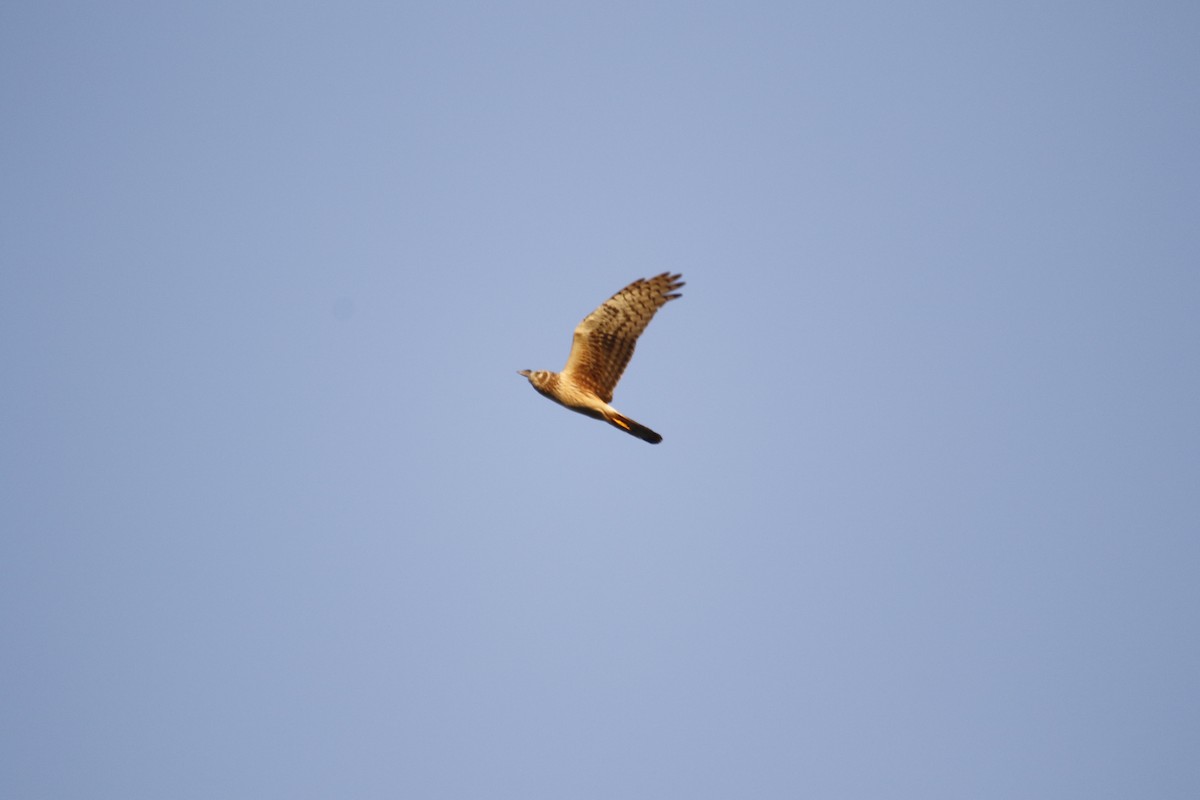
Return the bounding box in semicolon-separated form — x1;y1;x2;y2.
519;273;684;444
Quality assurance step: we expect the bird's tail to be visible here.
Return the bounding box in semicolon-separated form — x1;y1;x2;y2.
606;411;663;444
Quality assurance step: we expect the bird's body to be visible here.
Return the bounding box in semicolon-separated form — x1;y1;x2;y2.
518;273;683;444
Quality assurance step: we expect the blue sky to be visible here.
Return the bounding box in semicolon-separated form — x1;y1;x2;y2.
2;2;1198;798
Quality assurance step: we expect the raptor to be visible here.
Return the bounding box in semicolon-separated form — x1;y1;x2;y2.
518;273;683;444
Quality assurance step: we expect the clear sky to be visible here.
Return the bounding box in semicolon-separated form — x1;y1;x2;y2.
2;2;1198;798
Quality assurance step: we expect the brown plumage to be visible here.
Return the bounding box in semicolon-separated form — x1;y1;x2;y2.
518;273;684;444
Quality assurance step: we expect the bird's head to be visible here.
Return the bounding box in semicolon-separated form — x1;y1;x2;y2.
517;369;553;393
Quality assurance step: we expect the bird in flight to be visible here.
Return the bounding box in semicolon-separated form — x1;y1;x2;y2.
518;273;683;444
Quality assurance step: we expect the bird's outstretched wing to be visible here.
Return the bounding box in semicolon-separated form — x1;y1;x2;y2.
560;273;684;403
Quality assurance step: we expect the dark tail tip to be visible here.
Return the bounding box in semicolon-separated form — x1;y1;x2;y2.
610;413;663;444
640;429;663;445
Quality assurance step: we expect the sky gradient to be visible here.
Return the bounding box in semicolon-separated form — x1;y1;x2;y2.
3;2;1198;798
